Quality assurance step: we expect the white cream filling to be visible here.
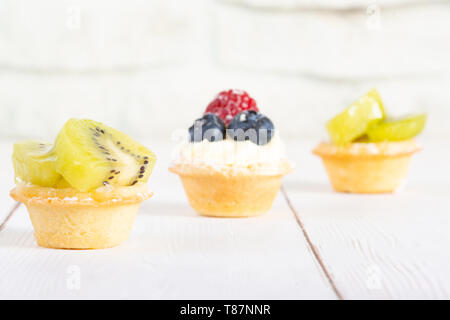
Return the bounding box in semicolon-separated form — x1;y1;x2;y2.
172;133;288;167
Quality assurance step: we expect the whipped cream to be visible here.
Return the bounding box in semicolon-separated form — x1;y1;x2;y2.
172;133;288;167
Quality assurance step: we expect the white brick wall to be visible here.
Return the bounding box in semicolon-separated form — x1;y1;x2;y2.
0;0;448;141
215;1;450;78
0;0;195;70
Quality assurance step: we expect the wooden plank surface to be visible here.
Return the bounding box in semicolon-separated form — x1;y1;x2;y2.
0;141;17;224
2;137;448;299
0;140;335;299
284;138;450;299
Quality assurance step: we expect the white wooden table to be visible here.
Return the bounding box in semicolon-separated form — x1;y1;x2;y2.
0;138;449;300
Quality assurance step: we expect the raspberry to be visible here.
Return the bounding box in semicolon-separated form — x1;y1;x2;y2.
204;89;259;125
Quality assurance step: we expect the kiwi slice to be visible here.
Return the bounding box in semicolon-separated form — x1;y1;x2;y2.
353;135;370;143
367;88;386;118
54;119;156;192
367;114;427;142
12;141;62;187
326;88;385;145
55;178;72;188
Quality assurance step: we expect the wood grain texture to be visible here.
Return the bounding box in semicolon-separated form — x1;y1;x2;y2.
0;141;16;224
284;139;450;299
0;202;20;232
0;141;335;299
0;196;335;299
3;136;448;299
282;186;343;300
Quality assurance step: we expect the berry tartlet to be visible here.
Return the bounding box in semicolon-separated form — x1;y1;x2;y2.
170;89;293;217
313;89;426;193
10;119;156;249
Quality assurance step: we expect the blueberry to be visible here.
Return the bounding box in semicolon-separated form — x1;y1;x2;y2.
227;111;275;145
189;113;225;142
255;115;275;145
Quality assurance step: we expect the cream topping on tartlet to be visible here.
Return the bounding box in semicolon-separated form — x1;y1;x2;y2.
173;133;288;165
171;133;293;175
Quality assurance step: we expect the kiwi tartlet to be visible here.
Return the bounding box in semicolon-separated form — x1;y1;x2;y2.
10;119;156;249
314;89;426;193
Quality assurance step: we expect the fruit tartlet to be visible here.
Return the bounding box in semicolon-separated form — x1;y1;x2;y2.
313;89;426;193
10;119;156;249
170;89;293;217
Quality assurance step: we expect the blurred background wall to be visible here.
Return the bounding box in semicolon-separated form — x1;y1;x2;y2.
0;0;449;141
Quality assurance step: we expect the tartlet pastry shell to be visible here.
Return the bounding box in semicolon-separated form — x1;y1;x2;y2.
10;185;152;249
170;161;292;217
313;140;422;193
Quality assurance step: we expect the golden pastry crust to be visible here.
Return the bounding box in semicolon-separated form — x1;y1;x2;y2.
25;202;141;249
313;139;422;159
170;163;291;217
10;183;152;249
313;140;422;193
177;172;283;217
